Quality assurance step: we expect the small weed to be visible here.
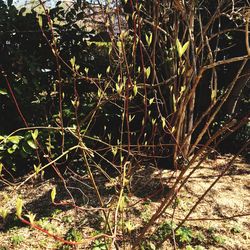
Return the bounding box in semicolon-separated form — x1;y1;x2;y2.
51;209;63;218
194;231;206;243
39;239;48;248
59;245;73;250
230;225;241;234
92;239;108;250
194;246;206;250
185;246;206;250
11;234;24;246
140;240;156;250
62;215;74;223
124;220;136;233
186;246;194;250
212;234;226;245
176;226;193;244
0;208;8;220
141;203;152;222
37;217;57;233
207;226;217;234
153;221;175;242
65;227;82;242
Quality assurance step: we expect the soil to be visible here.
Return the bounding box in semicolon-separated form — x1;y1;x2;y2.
0;154;249;249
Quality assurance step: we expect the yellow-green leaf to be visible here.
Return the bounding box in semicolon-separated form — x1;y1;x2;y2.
176;39;190;58
145;67;151;79
211;89;217;102
8;136;23;144
176;38;182;58
70;56;76;67
149;97;154;105
16;197;23;218
25;212;36;225
0;208;8;220
27;140;37;149
51;187;56;203
0;88;8;95
133;84;138;96
31;129;38;140
38;15;43;28
125;221;135;233
161;117;166;128
145;32;153;46
0;162;3;175
7;144;18;154
182;41;190;56
112;146;118;156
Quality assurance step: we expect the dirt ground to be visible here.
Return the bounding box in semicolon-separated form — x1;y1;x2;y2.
0;155;249;249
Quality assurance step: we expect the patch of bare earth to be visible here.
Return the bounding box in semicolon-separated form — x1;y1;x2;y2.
0;155;249;249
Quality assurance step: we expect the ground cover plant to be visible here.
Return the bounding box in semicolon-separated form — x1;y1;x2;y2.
0;0;249;249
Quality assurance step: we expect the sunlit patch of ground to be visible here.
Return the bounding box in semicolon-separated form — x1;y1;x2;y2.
0;155;249;249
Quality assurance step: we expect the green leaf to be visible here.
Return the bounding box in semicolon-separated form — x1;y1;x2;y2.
176;227;193;243
145;32;153;46
106;66;111;74
8;136;23;144
133;84;138;96
0;208;8;220
34;164;41;175
38;15;43;28
176;39;190;57
111;146;118;156
176;38;182;57
0;88;8;95
70;56;76;67
25;212;36;225
27;140;37;149
211;89;217;102
182;41;190;55
16;197;23;218
161;117;166;128
22;143;32;154
7;144;18;154
51;187;56;203
125;221;135;233
0;162;3;175
149;98;154;105
145;66;151;79
31;129;38;140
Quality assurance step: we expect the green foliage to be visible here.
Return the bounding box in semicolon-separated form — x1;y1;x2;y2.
16;197;23;218
37;217;57;233
61;215;74;223
10;234;24;246
92;239;108;250
153;221;175;242
0;208;8;220
212;234;226;245
176;227;193;244
64;228;82;242
230;224;241;234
